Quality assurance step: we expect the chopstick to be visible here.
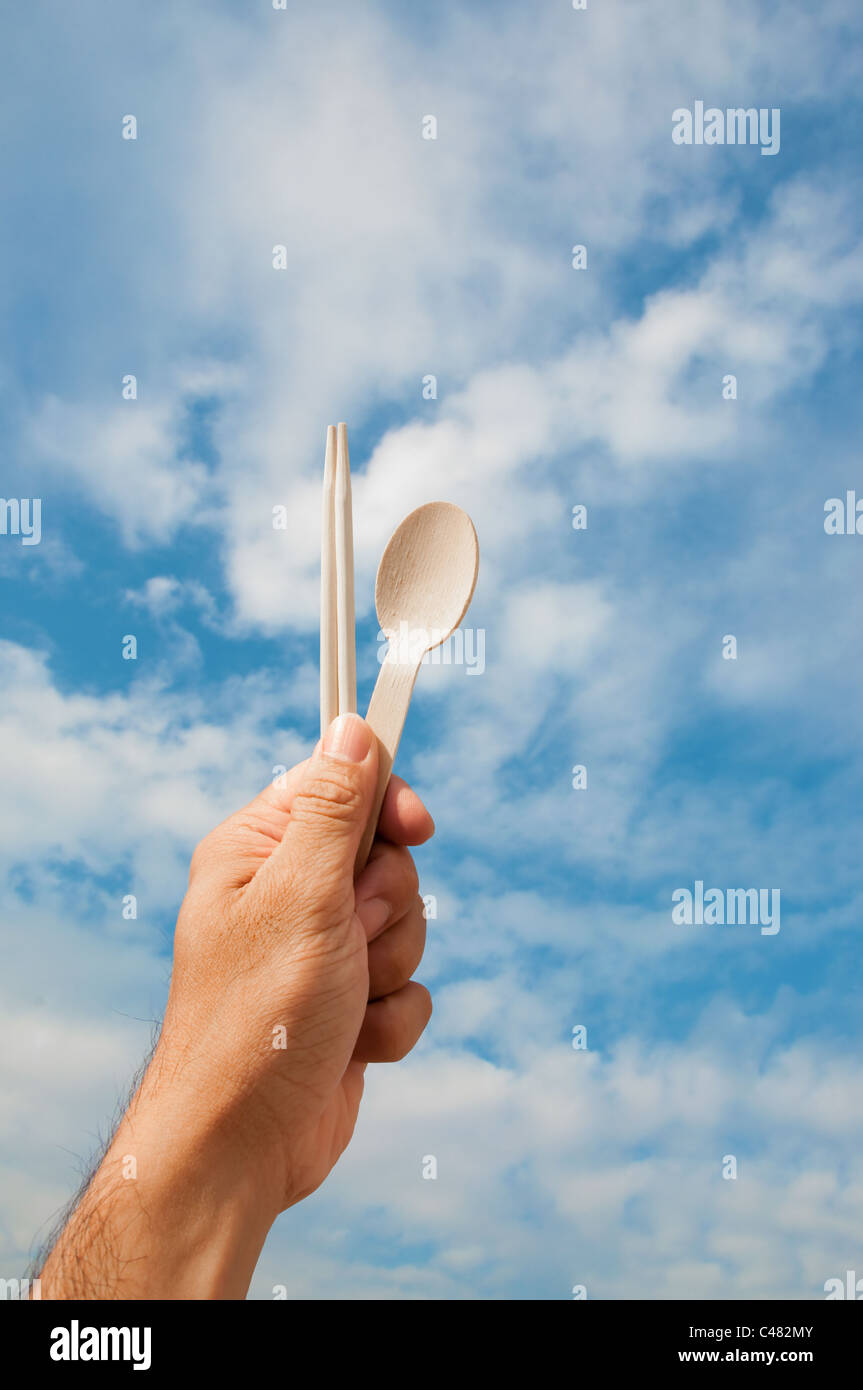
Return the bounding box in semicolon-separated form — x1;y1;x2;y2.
335;422;357;716
320;425;339;735
320;421;357;735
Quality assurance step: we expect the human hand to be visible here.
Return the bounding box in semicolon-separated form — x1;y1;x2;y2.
39;713;434;1299
167;710;434;1210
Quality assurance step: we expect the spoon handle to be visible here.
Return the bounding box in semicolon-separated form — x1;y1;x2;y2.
355;651;422;874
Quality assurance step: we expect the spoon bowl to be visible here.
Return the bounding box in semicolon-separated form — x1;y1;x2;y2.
356;501;479;871
375;501;479;657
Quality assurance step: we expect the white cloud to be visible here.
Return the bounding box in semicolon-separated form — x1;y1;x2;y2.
0;641;307;898
2;0;862;1301
252;1011;863;1299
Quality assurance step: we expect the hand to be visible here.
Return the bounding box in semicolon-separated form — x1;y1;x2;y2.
169;710;434;1206
38;714;434;1299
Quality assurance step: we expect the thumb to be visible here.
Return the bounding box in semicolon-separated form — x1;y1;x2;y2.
272;713;378;908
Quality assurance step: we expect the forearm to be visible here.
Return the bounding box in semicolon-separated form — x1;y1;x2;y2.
38;1043;281;1300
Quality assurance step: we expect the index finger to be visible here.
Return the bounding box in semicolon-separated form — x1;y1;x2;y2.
375;773;435;847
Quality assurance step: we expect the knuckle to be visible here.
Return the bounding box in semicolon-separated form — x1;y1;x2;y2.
409;909;428;962
291;769;366;827
371;928;424;1000
189;834;214;878
375;845;419;904
400;910;427;967
399;850;420;900
391;987;432;1060
389;1019;416;1062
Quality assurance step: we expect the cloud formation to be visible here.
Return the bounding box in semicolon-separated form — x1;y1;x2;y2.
1;0;861;1298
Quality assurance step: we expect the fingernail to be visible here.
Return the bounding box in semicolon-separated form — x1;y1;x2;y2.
358;896;391;938
323;713;373;764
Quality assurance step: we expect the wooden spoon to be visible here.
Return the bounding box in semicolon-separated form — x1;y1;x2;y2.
355;501;479;873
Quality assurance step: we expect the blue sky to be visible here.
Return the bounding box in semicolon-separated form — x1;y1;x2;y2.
2;0;863;1298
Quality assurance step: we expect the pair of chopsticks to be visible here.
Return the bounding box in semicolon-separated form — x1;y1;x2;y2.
320;423;357;734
